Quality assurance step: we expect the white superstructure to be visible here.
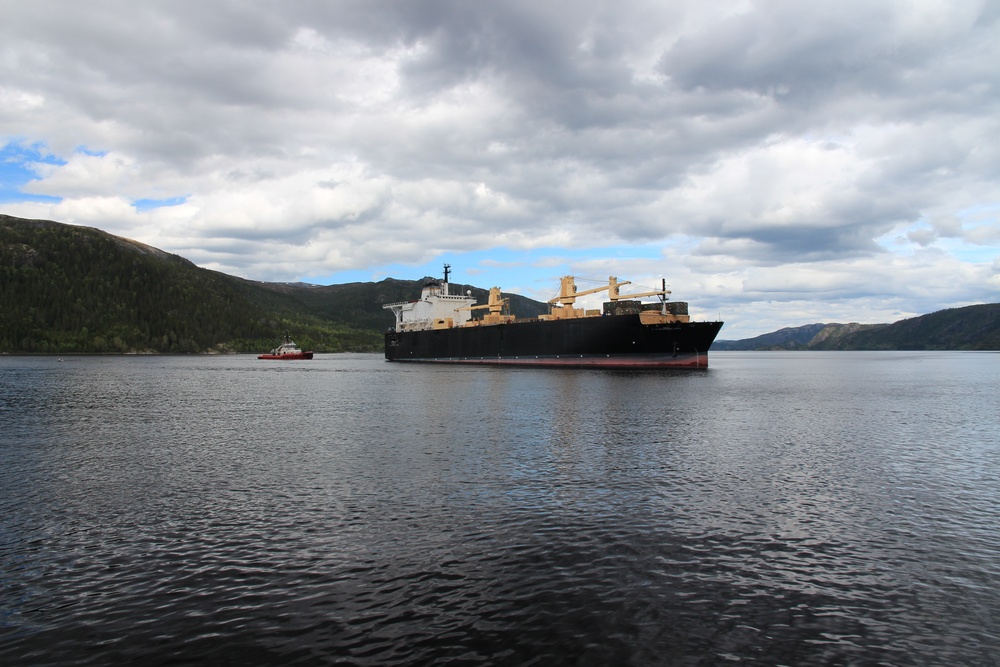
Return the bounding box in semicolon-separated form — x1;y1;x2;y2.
383;266;478;332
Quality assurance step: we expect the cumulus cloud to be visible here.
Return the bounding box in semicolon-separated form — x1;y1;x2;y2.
1;0;998;336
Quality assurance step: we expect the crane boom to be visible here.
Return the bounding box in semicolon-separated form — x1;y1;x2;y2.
548;276;632;305
611;288;671;300
610;277;671;301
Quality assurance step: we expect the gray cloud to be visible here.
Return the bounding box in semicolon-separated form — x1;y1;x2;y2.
2;0;998;336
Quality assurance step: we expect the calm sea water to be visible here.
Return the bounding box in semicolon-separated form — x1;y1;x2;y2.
1;351;999;666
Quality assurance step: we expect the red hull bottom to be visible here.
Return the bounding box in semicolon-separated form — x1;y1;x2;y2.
257;352;314;360
388;353;709;369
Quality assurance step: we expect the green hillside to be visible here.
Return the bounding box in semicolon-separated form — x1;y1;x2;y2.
832;304;1000;350
715;305;1000;351
0;215;379;353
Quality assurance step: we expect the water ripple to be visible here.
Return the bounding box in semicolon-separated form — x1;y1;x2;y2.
2;352;999;665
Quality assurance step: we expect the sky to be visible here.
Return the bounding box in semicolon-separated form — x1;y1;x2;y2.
2;0;999;339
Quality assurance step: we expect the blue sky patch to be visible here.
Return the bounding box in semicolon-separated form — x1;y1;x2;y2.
75;146;107;157
133;196;189;212
307;245;667;296
0;141;65;204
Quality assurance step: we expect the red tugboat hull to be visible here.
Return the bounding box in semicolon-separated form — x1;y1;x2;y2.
257;352;313;360
258;335;313;360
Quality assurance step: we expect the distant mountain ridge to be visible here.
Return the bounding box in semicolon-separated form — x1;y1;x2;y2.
3;214;998;353
714;304;1000;351
712;323;833;350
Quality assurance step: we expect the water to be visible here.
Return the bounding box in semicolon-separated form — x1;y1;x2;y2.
1;351;998;666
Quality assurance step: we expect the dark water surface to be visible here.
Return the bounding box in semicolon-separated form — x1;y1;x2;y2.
2;351;999;665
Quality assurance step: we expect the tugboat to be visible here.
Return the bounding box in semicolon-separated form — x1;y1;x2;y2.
258;335;314;360
383;265;723;368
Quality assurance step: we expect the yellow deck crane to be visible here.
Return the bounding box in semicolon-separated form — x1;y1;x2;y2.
455;287;515;325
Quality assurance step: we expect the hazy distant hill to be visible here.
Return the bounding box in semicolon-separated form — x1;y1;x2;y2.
715;305;1000;351
3;214;998;354
712;323;833;350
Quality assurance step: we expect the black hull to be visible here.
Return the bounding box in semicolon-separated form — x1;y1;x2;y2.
385;315;723;368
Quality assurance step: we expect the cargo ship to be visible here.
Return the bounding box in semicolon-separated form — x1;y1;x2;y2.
383;266;723;368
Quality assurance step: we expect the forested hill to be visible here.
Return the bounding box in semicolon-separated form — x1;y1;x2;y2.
714;304;1000;351
0;215;545;354
821;304;1000;350
1;215;369;353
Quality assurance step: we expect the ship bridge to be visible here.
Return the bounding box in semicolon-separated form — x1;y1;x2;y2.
384;277;477;332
